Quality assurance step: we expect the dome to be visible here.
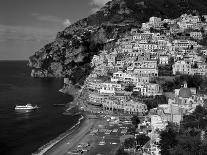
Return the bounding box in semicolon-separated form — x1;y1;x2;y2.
179;87;192;98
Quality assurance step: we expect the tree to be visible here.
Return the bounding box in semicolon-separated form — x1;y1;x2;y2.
155;95;168;105
159;126;178;155
163;23;169;29
125;84;135;92
116;147;129;155
131;115;140;128
131;91;141;98
144;99;158;110
124;138;136;149
136;134;150;147
182;105;207;129
171;134;202;155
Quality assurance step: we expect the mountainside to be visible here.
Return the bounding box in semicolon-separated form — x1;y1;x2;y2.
29;0;207;84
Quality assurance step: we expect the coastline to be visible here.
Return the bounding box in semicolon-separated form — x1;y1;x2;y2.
44;115;100;155
32;114;85;155
32;84;85;155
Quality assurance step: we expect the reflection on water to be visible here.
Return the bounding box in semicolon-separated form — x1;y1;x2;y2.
15;109;35;119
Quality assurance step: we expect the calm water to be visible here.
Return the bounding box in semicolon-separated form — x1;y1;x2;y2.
0;61;80;155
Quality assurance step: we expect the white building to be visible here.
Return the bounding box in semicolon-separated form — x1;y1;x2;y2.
150;115;167;131
149;17;162;27
100;82;122;94
190;31;203;40
172;60;192;75
159;55;169;65
173;40;198;49
133;83;162;96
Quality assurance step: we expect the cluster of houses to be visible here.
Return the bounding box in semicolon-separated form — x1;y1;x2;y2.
63;13;207;155
84;13;207;117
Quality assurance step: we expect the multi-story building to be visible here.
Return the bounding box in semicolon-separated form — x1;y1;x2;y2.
133;83;162;96
111;71;150;84
159;55;169;65
132;33;153;41
173;40;198;49
134;68;159;77
149;17;162;27
99;82;122;94
102;99;148;115
86;78;103;91
88;92;107;106
172;60;192;75
190;31;203;40
192;62;207;76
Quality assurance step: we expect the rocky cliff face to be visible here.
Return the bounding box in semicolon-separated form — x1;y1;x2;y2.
29;0;207;84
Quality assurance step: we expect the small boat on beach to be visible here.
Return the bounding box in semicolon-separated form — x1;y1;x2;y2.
15;104;39;111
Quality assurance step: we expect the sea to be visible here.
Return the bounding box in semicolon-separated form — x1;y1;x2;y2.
0;61;80;155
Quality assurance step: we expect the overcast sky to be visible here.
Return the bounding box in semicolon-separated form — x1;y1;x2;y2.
0;0;110;60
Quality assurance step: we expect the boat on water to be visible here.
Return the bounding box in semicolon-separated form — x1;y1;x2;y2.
15;104;39;110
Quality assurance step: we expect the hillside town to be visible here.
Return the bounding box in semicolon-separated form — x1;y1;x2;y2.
62;13;207;155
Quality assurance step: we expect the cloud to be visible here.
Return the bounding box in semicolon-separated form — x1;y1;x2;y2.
90;0;111;13
31;13;63;23
63;19;71;27
31;13;72;27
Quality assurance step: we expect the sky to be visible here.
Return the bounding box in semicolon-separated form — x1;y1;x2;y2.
0;0;110;60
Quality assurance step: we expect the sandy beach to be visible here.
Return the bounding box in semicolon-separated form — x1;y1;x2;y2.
44;115;101;155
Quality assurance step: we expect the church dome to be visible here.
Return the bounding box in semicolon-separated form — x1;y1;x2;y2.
178;81;192;98
179;88;192;98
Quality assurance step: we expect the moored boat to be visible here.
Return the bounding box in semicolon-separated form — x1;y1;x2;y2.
15;104;39;110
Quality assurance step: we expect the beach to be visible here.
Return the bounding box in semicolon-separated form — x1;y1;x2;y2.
35;86;121;155
43;115;103;155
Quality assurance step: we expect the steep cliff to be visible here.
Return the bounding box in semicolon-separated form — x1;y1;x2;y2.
29;0;207;84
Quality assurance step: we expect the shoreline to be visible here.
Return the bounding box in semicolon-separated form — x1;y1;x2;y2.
44;115;100;155
32;85;85;155
32;114;85;155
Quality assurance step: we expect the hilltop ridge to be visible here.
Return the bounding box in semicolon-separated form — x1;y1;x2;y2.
29;0;207;85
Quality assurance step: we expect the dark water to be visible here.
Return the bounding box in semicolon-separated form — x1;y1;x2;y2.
0;61;79;155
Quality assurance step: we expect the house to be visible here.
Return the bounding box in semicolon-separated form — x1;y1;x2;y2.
132;33;153;41
111;71;150;84
134;68;158;77
123;100;148;114
150;115;167;131
137;42;158;51
86;78;103;91
102;98;122;111
88;93;107;106
100;82;122;94
91;51;107;67
159;55;169;65
190;31;203;40
105;54;116;66
180;14;200;23
173;40;198;49
172;60;193;75
141;22;151;31
133;83;162;96
149;17;162;27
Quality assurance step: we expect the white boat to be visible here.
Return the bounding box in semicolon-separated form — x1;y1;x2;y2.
15;104;39;110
